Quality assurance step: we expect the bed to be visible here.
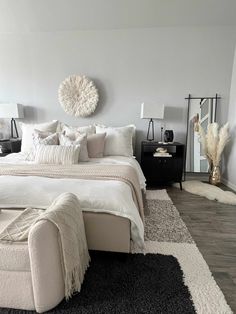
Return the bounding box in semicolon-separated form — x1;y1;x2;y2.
0;153;146;253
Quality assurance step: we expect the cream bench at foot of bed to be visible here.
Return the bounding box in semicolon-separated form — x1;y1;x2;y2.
0;211;131;312
0;220;65;313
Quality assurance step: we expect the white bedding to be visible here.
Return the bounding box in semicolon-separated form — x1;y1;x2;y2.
0;153;146;247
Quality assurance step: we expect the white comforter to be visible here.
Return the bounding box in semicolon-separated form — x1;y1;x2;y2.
0;153;146;247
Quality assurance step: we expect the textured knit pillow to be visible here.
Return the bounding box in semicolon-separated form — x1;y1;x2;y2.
35;145;80;165
87;133;106;158
20;120;58;154
59;132;89;162
95;125;134;157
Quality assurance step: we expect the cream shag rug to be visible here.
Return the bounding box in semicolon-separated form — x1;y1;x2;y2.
132;189;232;314
174;180;236;205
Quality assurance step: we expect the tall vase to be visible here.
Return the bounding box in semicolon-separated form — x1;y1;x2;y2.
209;165;221;185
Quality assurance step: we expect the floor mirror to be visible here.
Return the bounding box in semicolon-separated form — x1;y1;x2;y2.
185;94;220;174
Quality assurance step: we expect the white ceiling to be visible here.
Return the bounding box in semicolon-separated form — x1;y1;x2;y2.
0;0;236;33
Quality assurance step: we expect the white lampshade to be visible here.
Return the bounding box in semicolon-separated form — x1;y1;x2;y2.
0;103;24;119
140;103;164;120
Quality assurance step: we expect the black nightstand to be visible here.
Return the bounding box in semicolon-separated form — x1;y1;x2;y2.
141;141;185;189
0;139;21;157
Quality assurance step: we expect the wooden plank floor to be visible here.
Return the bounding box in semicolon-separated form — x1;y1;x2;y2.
166;185;236;312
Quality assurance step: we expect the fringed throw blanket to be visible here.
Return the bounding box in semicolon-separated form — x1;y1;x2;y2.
0;192;90;300
0;163;144;221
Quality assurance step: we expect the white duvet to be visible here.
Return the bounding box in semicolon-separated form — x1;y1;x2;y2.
0;153;146;247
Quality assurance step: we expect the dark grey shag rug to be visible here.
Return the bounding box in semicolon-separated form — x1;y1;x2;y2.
0;251;195;314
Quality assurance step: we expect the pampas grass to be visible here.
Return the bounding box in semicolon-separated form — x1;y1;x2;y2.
197;122;230;167
216;122;230;165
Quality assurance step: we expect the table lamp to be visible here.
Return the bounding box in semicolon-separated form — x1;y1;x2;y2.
140;103;164;141
0;103;24;138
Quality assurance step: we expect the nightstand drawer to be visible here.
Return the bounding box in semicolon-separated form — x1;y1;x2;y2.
153;158;172;164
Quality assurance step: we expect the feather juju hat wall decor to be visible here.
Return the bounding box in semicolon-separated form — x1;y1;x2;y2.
58;75;99;117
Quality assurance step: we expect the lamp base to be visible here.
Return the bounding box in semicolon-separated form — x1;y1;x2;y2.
146;118;154;141
11;118;19;138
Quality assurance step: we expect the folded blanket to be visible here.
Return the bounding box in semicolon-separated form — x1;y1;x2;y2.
0;193;90;300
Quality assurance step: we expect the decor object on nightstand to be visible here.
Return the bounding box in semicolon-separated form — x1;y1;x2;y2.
140;103;164;141
0;103;24;138
197;122;230;185
153;147;172;157
141;141;185;189
164;130;174;143
58;75;99;117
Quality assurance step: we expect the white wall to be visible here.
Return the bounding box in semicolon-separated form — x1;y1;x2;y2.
223;46;236;189
0;26;235;159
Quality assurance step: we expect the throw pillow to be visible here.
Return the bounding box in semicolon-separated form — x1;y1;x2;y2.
27;130;59;161
59;123;96;136
35;145;80;165
59;132;89;162
95;125;135;157
87;133;106;158
20;120;58;154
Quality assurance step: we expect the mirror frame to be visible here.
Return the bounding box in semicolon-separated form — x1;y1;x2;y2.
184;94;220;178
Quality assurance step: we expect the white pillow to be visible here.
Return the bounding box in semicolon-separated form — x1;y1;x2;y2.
59;123;96;136
59;132;89;162
20;121;58;154
27;130;59;161
35;145;80;165
95;125;135;157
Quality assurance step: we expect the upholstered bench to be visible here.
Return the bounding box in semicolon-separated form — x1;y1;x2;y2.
0;210;65;313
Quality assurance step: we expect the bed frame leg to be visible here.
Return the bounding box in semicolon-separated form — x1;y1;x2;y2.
180;181;182;190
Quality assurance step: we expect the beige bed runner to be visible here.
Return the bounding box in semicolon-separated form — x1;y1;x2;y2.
0;163;144;221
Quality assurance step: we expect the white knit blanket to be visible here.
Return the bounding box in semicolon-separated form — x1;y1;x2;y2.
0;192;90;300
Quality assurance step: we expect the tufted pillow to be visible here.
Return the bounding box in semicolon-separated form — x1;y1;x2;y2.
95;125;135;157
35;145;80;165
59;132;89;162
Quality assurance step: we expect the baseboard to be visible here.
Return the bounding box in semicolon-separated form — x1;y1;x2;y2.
221;178;236;192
